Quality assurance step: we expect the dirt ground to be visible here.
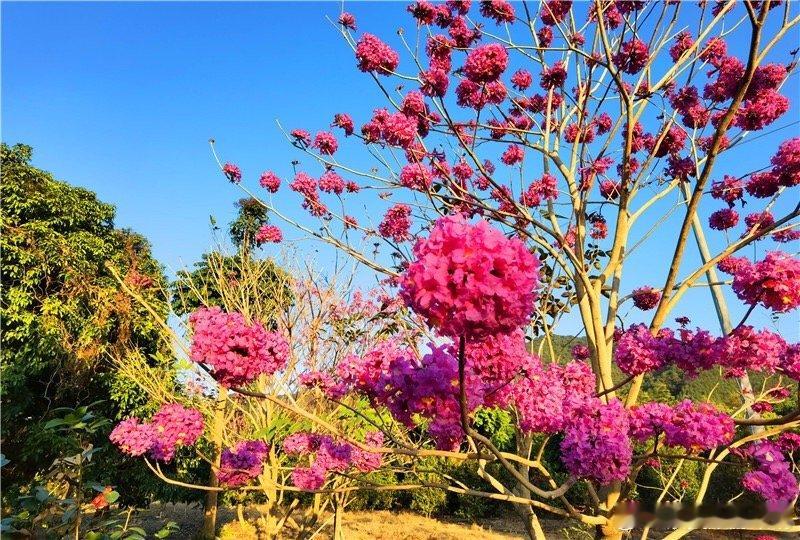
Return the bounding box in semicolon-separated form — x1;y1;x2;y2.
135;503;796;539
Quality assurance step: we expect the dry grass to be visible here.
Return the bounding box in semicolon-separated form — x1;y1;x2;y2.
335;511;526;540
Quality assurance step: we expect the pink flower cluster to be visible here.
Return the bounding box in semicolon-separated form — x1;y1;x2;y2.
463;43;508;83
615;324;670;376
739;441;799;512
284;431;384;491
465;330;539;407
631;286;661;311
615;322;798;380
222;163;242;183
290;172;328;217
511;358;595;435
613;39;649;74
560;398;632;485
400;214;539;339
355;34;399;75
255;224;282;244
189;306;289;388
312;131;338;155
259;171;281;193
378;203;413;242
719;251;800;313
630;400;733;451
110;418;155;457
110;403;204;462
218;440;269;487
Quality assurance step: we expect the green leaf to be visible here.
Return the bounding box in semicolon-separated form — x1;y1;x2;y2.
104;490;120;504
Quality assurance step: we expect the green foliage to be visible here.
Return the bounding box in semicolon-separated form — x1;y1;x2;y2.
1;142;173;505
473;408;516;452
2;404;116;537
228;197;268;251
171;252;291;319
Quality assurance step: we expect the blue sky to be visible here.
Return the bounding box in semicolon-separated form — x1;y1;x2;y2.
3;1;798;339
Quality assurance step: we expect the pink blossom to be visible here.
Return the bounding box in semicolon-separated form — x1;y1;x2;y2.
669;30;694;62
510;69;532;90
613;39;649;74
537;26;553;47
448;16;480;48
222;163;242;183
740;441;799;512
594;112;613;134
399;163;433;191
319;171;346;194
710;175;744;206
731;251;800;313
312;131;338;155
599;180;621;200
589;214;608;239
259;171;281;193
355;33;399;75
420;68;450;97
189;306;289;387
540;61;567;89
149;404;205;462
735;90;789;131
292;466;326;490
400;214;539;339
615;324;668;376
255;224;282;244
290;129;311;146
632;286;662;311
110;418;155;457
745;172;781;198
714;325;787;376
500;144;524;165
463;43;508;83
218;440;269;487
770;137;800;187
480;0;515;23
780;344;800;380
708;208;739;230
699;37;727;67
382;112;419;148
560;398;632;486
662;400;733;451
378;204;413;242
338;12;356;30
332;113;355;136
540;0;571;25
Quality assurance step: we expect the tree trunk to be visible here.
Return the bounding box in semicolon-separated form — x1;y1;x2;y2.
332;494;345;540
519;505;546;540
595;523;624;540
199;391;227;539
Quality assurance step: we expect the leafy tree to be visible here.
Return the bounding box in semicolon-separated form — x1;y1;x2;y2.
0;143;173;501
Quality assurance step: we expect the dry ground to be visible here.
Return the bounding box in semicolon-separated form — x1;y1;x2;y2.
135;503;796;539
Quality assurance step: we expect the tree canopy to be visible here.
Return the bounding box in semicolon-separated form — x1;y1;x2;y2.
1;142;171;486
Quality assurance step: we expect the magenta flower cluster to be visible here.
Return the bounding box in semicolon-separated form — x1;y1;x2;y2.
400;214;539;339
255;224;282;244
284;431;384;491
739;441;799;512
721;251;800;313
614;322;798;380
110;403;204;462
189;306;289;388
630;400;733;451
218;440;270;487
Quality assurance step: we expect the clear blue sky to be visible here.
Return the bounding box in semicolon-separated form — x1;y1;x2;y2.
3;1;798;339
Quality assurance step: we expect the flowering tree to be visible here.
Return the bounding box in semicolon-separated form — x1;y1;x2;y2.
115;1;800;539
